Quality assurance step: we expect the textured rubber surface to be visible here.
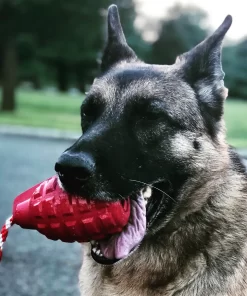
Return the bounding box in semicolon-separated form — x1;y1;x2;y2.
13;176;130;243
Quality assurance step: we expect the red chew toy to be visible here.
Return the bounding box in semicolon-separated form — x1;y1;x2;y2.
0;176;130;261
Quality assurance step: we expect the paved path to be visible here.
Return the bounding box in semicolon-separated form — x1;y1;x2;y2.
0;135;81;296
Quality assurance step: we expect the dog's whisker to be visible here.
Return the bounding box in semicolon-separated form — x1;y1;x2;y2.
117;193;125;199
128;179;176;203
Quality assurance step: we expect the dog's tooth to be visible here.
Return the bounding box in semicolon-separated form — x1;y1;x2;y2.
57;177;65;191
99;253;103;257
143;187;152;199
96;249;101;255
140;188;146;195
92;247;97;253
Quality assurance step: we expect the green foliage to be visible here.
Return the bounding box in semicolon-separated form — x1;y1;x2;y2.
150;4;247;100
0;1;246;101
223;40;247;99
151;5;208;64
0;0;150;90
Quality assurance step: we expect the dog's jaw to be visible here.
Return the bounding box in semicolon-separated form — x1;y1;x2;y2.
90;191;146;264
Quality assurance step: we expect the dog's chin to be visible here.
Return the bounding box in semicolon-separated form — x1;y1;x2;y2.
58;177;168;265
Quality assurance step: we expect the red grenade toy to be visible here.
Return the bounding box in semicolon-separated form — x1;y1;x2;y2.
0;176;130;261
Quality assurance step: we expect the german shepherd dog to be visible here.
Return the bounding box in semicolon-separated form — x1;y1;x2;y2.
55;5;247;296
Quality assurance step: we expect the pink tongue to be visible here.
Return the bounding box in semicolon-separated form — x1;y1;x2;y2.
99;193;146;259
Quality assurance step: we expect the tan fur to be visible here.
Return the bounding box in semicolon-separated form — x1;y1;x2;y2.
75;8;246;296
79;141;247;296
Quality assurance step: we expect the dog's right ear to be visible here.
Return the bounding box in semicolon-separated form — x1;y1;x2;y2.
101;5;138;72
175;15;232;130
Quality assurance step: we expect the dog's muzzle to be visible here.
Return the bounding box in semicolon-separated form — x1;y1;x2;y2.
55;151;166;265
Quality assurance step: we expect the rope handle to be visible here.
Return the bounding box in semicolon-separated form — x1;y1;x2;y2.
0;216;14;261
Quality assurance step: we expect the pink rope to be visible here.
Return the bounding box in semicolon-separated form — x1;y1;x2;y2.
0;216;13;261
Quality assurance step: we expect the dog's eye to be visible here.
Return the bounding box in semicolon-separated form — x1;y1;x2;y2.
139;101;166;122
82;104;95;118
130;99;179;129
142;108;163;121
81;99;104;130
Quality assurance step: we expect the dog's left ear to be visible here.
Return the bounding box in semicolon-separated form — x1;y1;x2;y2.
101;5;138;72
176;15;232;121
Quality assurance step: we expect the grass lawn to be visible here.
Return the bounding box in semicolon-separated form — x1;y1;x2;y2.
0;90;246;148
224;100;247;148
0;89;83;132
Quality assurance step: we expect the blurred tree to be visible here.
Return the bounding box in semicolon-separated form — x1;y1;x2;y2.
150;5;247;100
35;0;105;92
150;5;208;65
0;1;18;111
223;40;247;99
0;0;149;111
35;0;149;92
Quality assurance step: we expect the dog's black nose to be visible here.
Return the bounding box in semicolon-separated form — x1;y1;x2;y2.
55;152;95;189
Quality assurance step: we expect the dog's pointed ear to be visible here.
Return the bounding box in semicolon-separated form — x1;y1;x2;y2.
101;5;138;72
176;15;232;121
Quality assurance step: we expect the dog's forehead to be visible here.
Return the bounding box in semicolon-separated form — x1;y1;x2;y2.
91;63;187;102
83;62;204;133
87;63;201;125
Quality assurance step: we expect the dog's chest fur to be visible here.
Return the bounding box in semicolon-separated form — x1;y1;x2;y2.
79;169;247;296
80;236;247;296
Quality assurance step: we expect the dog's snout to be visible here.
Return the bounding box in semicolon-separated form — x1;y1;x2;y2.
55;152;95;189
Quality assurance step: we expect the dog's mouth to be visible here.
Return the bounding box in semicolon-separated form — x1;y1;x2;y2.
58;173;172;265
89;184;168;265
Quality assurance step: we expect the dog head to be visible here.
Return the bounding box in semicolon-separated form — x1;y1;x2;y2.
55;5;232;264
